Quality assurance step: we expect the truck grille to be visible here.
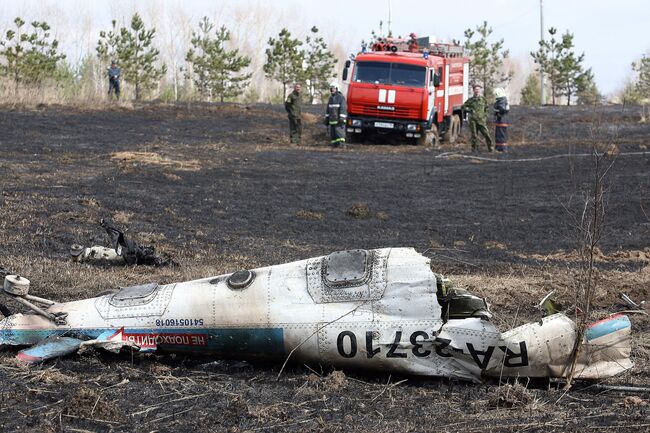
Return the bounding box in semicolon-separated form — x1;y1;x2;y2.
351;103;420;119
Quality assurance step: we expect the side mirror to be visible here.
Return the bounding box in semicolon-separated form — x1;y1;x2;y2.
344;60;351;68
342;67;349;81
433;73;441;87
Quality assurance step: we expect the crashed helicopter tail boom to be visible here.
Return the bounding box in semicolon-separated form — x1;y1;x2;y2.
0;248;634;382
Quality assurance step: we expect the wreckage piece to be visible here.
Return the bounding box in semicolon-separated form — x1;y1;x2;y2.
70;219;177;267
70;244;125;264
0;248;633;382
3;275;67;325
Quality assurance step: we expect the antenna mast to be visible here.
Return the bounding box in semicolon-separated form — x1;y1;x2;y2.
387;0;392;36
539;0;546;105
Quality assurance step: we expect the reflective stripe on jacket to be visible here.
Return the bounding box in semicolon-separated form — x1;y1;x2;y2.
325;92;347;123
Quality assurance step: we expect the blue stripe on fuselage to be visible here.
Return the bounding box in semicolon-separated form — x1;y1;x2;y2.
0;328;104;346
1;327;285;357
586;316;631;341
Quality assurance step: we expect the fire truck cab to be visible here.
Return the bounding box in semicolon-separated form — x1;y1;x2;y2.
341;36;470;145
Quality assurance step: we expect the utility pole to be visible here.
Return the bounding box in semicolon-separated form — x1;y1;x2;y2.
539;0;546;106
387;0;392;37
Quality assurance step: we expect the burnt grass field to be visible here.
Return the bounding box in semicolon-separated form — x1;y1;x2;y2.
0;102;649;432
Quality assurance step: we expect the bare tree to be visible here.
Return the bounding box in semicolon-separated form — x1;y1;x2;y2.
562;125;617;388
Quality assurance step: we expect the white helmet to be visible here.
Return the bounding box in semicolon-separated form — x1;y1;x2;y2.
329;81;339;90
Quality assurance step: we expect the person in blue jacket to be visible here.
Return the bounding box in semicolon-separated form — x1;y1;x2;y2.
107;60;121;100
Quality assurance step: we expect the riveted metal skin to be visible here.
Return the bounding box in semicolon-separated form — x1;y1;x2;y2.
96;284;175;319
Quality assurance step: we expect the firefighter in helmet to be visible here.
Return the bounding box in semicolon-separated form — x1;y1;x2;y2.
324;82;347;148
462;84;493;152
493;87;510;152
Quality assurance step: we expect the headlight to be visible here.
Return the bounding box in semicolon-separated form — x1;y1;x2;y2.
406;124;417;131
352;119;362;127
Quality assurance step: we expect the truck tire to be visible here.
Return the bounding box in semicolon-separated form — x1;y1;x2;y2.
346;131;364;144
416;124;439;148
444;114;461;144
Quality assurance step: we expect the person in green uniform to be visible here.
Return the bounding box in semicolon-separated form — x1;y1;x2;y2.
284;83;302;145
462;84;493;152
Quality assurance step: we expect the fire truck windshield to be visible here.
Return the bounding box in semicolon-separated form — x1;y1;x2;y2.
353;61;426;88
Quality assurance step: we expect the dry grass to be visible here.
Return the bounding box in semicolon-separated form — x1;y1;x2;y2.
295;209;325;220
346;202;371;219
322;370;348;392
486;382;540;409
110;151;201;171
483;241;508;250
112;211;133;225
376;211;389;220
516;247;650;263
303;112;321;124
78;198;100;208
65;386;122;420
0;82;136;111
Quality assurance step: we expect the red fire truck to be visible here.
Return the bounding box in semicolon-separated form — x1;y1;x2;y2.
341;36;470;145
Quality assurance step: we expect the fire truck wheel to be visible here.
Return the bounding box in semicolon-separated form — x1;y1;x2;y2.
444;114;461;144
415;126;438;147
417;125;439;147
346;131;363;144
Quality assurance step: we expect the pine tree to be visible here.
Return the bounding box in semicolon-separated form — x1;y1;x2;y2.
185;17;252;102
114;14;166;100
185;17;213;98
531;28;562;105
520;73;541;106
303;26;337;103
23;21;65;85
96;20;120;64
263;28;303;100
532;28;590;105
557;43;589;105
0;17;27;88
619;80;643;104
632;55;650;100
463;21;512;100
0;17;65;90
576;69;601;105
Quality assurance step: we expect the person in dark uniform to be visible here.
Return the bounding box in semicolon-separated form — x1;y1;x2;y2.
284;83;302;145
107;60;121;100
493;87;510;152
325;82;347;148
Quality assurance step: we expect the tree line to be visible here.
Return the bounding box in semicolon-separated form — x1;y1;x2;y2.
0;14;337;103
456;22;600;105
0;13;648;105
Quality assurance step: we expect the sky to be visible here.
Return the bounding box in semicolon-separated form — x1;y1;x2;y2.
1;0;649;96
